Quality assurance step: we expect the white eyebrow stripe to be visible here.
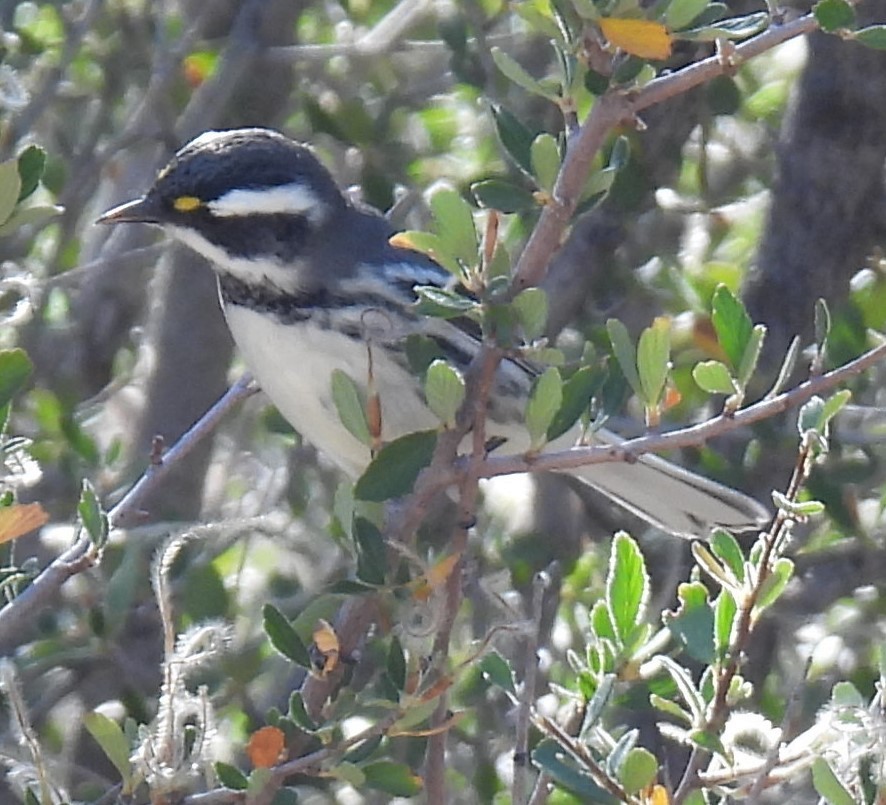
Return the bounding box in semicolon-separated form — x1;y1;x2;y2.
208;183;327;222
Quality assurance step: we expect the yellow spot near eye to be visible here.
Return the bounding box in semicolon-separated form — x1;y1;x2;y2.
173;195;203;212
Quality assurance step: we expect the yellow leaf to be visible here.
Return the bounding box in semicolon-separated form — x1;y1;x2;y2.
599;18;672;60
247;725;285;768
411;552;461;602
0;503;49;545
646;783;671;804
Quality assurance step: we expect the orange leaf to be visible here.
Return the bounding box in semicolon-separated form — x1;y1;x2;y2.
0;503;49;545
312;619;340;676
247;725;285;768
599;18;672;60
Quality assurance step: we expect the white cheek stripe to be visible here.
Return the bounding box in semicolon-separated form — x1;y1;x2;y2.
208;183;326;223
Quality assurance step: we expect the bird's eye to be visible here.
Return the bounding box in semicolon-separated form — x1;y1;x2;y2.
173;196;203;212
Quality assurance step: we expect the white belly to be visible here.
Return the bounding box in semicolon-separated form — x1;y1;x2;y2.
223;304;439;476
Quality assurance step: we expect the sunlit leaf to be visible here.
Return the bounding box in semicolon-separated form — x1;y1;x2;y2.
84;712;133;792
0;158;22;226
430;188;477;267
0;503;48;545
512;287;548;342
619;747;658;795
666;0;710;30
811;757;855;805
530;133;561;193
424;360;465;428
599;18;672;60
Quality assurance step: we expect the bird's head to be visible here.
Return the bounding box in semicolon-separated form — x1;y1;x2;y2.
98;128;349;289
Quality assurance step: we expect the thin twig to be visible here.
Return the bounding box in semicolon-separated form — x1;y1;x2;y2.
513;567;554;804
0;375;258;653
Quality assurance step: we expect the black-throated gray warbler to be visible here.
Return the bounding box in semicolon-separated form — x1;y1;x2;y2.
98;127;767;538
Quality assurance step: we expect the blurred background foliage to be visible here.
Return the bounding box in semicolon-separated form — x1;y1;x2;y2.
1;0;886;802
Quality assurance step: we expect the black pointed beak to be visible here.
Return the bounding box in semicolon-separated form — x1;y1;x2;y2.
96;196;161;225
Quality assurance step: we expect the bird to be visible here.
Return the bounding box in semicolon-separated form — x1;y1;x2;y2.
97;127;768;539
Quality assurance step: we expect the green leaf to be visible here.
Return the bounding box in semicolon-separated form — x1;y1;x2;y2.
288;691;318;732
396;231;462;277
637;318;671;406
736;324;766;388
16;145;45;202
532;739;620;802
354;430;438;501
525;366;562;449
414;285;477;319
606;319;642;397
471;178;537;213
342;734;383;765
0;203;63;237
354;516;387;585
798;395;826;435
711;285;753;370
814;0;856;32
84;713;133;792
606;532;649;650
677;11;769;42
215;762;249;790
665;582;714;665
710;529;745;583
650;693;692;724
655;656;705;721
512;287;548;342
390;696;441;732
619;747;658;795
0;348;32;409
430;188;477;267
812;757;856;805
263;604;311;667
821;389;852;428
688;728;729;760
582;166;618;203
491;47;556;100
855;25;886;49
0;158;22;226
331;369;371;447
693;360;736;394
480;650;516;695
424;360;465;428
362;761;423;797
387;636;407;691
490;105;535;174
78;479;108;549
713;589;737;659
547;365;599;441
666;0;711;30
691;542;737;591
530;133;561;193
756;557;793;609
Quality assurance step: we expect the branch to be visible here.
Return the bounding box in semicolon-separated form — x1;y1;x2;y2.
456;339;886;484
0;375;258;653
513;11;819;291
